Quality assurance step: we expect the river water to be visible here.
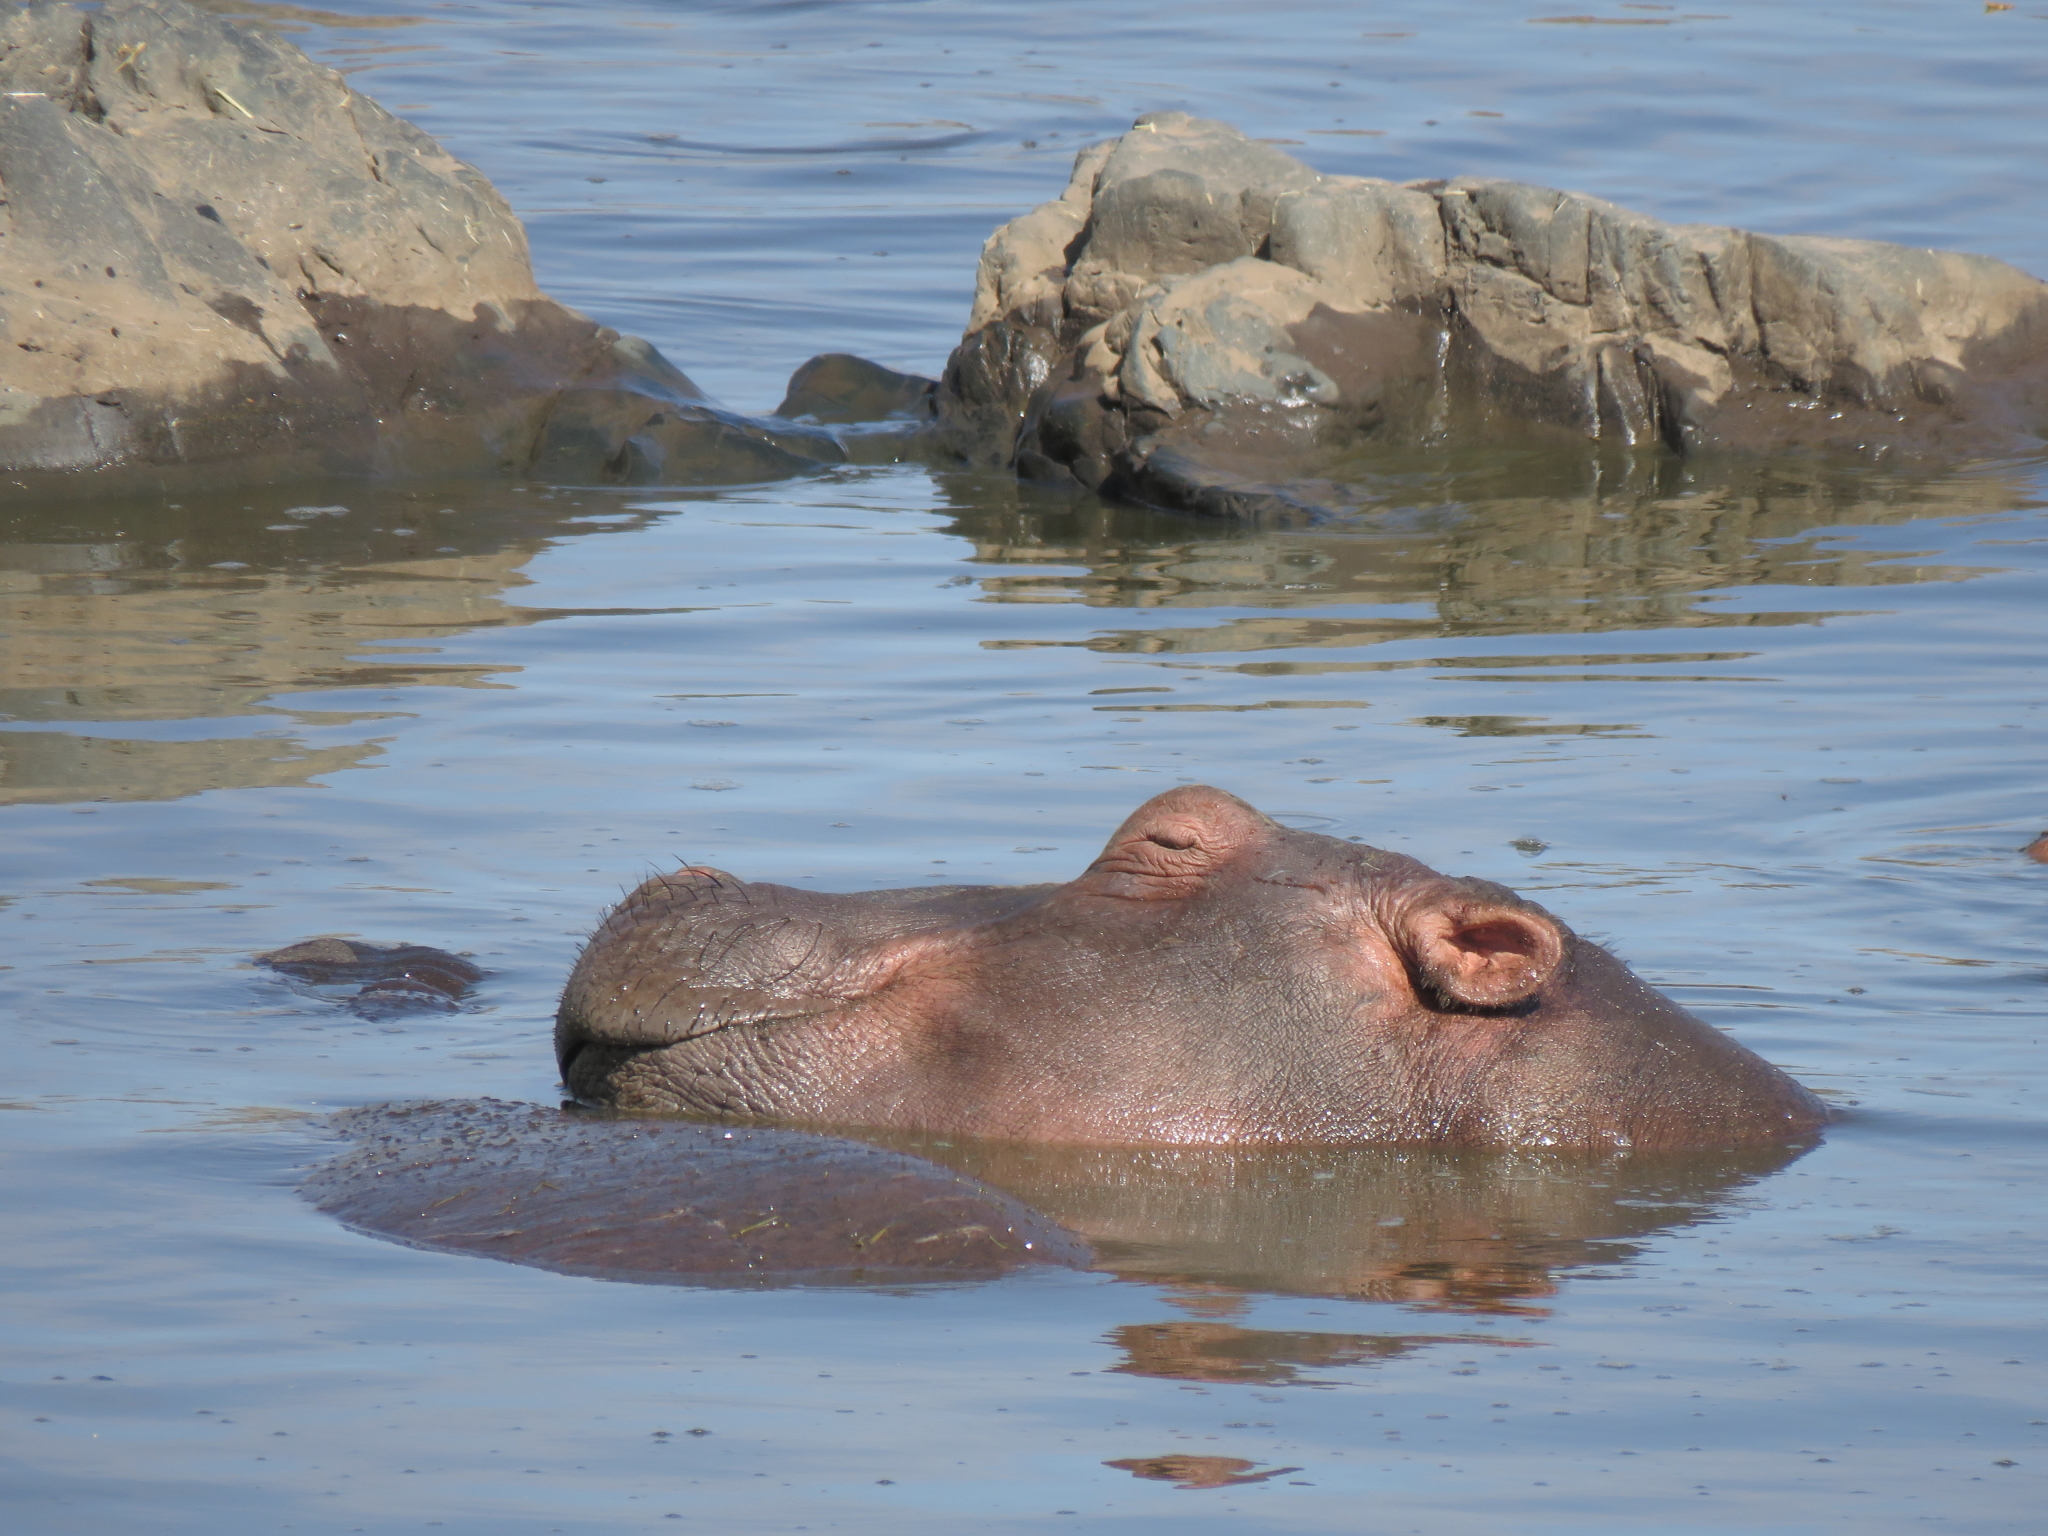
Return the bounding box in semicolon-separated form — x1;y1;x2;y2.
4;1;2046;1531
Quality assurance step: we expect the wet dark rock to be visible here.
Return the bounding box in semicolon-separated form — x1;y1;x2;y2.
303;1099;1091;1285
775;353;937;425
257;937;482;1016
0;0;837;491
933;111;2048;520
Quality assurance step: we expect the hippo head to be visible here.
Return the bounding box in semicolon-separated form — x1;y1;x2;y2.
556;787;1826;1149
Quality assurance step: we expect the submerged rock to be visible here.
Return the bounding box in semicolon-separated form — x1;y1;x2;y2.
0;0;837;490
257;937;483;1017
936;112;2048;519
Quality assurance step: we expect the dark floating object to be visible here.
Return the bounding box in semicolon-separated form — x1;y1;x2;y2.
257;938;482;1016
303;1099;1090;1286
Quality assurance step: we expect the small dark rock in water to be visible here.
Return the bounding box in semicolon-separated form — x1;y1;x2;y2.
2023;834;2048;863
775;353;937;424
257;938;482;1016
302;1099;1091;1285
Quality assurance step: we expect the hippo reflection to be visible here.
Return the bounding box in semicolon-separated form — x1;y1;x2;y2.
306;1098;1808;1323
558;786;1825;1150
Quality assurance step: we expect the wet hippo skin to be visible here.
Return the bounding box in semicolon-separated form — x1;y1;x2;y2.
305;1099;1089;1285
557;786;1826;1149
302;1100;1804;1308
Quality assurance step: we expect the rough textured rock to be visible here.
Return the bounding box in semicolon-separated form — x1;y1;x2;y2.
0;0;837;489
774;352;936;424
936;112;2048;519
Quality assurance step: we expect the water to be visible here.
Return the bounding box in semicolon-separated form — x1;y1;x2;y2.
4;1;2047;1530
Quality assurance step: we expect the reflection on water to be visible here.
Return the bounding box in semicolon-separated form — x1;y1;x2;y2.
299;1098;1801;1387
301;1096;1803;1319
1105;1453;1303;1489
6;2;2048;1529
877;1134;1806;1318
954;460;2009;657
1107;1321;1494;1387
0;483;688;802
0;457;2024;804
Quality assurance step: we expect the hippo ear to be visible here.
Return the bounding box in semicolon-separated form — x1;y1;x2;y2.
1393;889;1565;1010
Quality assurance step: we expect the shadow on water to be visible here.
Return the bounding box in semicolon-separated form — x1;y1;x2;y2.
0;452;2030;804
306;1099;1811;1384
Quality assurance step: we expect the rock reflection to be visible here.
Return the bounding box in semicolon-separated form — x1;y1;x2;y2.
4;451;2027;805
0;480;667;804
946;458;2027;653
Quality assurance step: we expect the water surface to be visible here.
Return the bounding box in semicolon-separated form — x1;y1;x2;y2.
4;2;2047;1532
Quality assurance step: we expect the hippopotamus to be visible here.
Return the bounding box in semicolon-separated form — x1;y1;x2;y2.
306;1097;1805;1302
556;787;1825;1150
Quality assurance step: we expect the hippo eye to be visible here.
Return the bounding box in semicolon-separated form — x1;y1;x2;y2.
1145;828;1200;851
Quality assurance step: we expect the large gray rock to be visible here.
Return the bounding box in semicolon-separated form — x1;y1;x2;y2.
0;0;835;489
937;112;2048;519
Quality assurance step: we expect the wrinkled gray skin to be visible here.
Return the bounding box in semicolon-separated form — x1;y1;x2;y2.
558;787;1825;1150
